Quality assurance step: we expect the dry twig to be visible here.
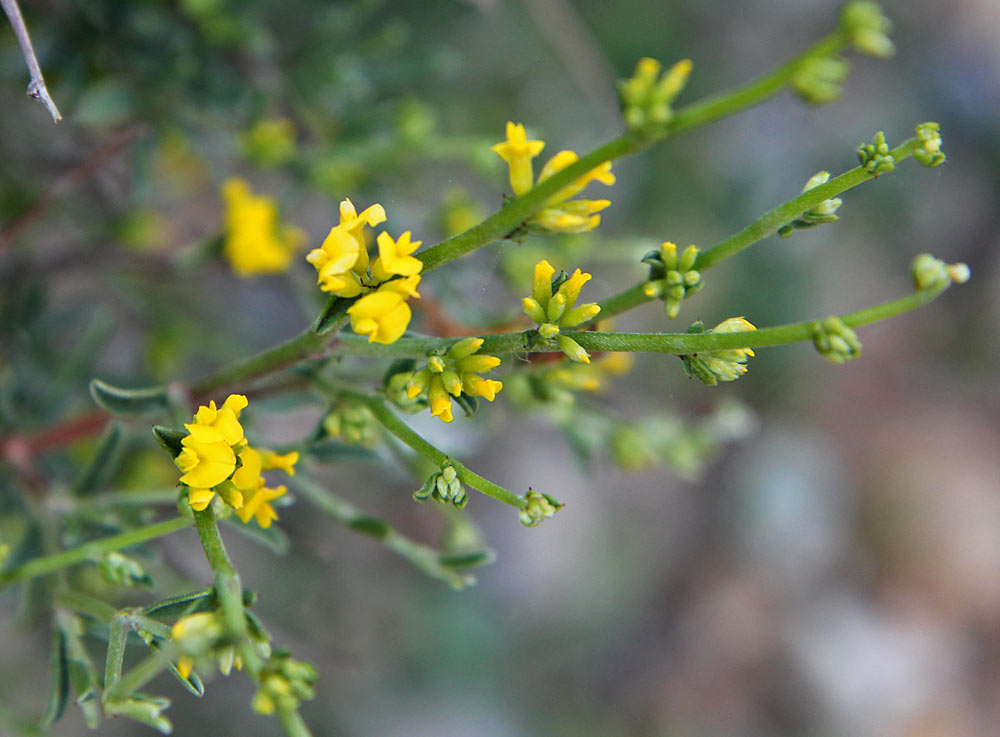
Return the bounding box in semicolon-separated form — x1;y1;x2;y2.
2;0;62;122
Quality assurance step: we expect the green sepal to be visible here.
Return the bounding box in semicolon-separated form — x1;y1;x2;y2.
142;587;255;620
71;422;124;497
148;640;205;697
347;516;391;539
453;393;479;418
152;426;185;459
103;694;172;734
42;624;70;727
312;295;350;335
438;549;496;569
89;378;169;417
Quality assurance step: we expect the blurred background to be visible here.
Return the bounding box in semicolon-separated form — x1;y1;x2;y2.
2;0;999;735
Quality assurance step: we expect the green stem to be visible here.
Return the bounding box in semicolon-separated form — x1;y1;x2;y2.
105;653;170;702
352;393;525;509
55;589;117;624
191;328;327;397
330;284;949;358
591;137;923;323
104;616;128;694
192;508;261;674
694;138;921;271
666;33;844;136
564;286;948;354
415;31;848;275
293;476;478;590
277;705;315;737
0;517;192;588
594;283;655;323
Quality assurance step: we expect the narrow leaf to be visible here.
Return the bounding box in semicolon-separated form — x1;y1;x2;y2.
71;422;124;497
42;625;70;726
90;378;169;417
152;426;185;459
347;516;390;539
438;549;496;569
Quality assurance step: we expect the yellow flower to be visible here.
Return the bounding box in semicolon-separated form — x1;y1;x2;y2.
682;317;757;385
305;198;386;297
347;279;420;344
187;394;248;448
522;260;601;363
490;121;545;196
371;231;423;282
259;449;299;476
236;485;287;529
490;123;614;234
403;337;504;423
175;430;236;490
222;179;306;277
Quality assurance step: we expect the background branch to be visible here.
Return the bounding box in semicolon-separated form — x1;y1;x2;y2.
1;0;62;122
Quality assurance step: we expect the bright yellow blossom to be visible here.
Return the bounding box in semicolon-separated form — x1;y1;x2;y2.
222;179;306;277
522;260;601;363
175;431;236;490
491;123;614;234
236;484;287;529
371;231;423;282
490;121;545;196
403;337;504;423
305;198;386;297
347;284;415;344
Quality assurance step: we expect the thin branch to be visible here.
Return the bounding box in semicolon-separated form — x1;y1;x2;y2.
2;0;61;122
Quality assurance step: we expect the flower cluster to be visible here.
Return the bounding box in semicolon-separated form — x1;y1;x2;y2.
642;241;703;318
400;338;504;423
617;57;693;136
491;122;615;234
680;317;758;385
413;461;467;509
251;652;319;716
523;260;601;363
222;178;307;277
913;122;945;168
519;488;564;528
173;394;298;528
840;1;894;58
857;131;896;176
778;171;844;236
791;56;849;105
911;253;970;292
306;199;422;344
811;316;862;364
170;608;270;684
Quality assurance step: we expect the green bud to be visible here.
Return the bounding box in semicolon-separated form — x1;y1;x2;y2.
840;1;894;58
911;253;969;292
913;122;945;167
446;337;484;360
98;551;153;588
810;317;862;364
857;131;896;176
519;488;564;527
537;322;561;340
555;334;591;364
792;55;849;105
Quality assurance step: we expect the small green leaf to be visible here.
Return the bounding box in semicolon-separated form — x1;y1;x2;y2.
347;516;390;539
312;296;350;335
90;379;169;417
71;422;125;497
42;625;69;726
438;549;496;569
152;426;185;459
149;641;205;697
453;393;479;418
143;589;216;618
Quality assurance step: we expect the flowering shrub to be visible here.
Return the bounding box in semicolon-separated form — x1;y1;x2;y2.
0;2;973;736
